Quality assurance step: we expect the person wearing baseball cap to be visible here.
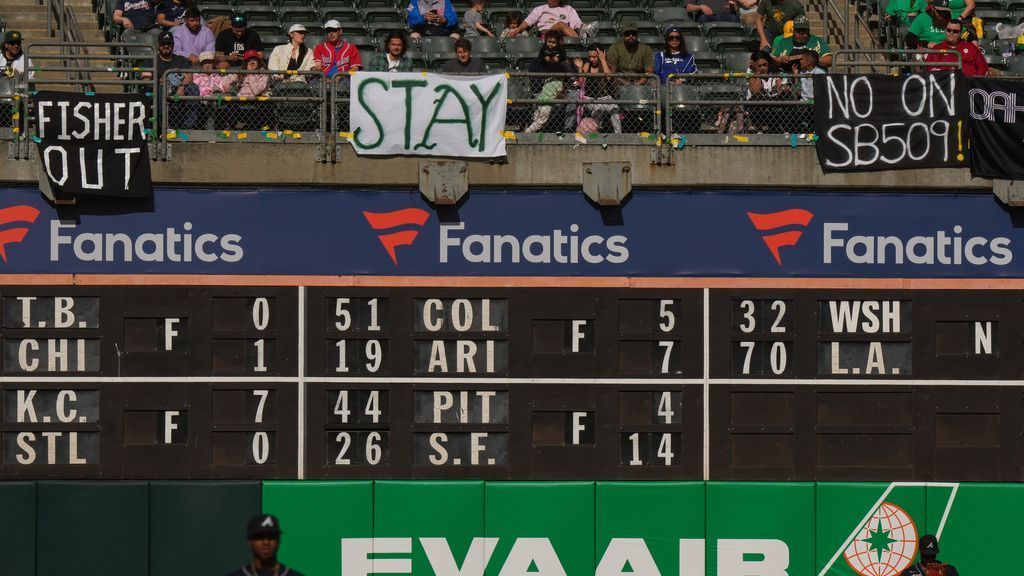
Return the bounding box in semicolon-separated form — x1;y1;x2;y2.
770;14;832;69
215;12;264;66
225;514;305;576
906;0;955;48
606;22;655;76
899;534;960;576
1;31;33;82
312;19;362;78
269;23;317;81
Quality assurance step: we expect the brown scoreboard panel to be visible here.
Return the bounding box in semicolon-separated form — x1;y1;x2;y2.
0;286;1022;481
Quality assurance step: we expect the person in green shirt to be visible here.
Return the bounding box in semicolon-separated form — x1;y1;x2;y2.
756;0;805;50
366;31;417;72
606;22;655;79
770;15;832;69
884;0;920;26
906;0;953;48
912;0;974;21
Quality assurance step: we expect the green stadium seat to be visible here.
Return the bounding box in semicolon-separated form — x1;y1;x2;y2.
280;9;320;23
467;35;501;52
277;0;310;6
358;47;375;63
513;55;534;69
332;21;370;36
1006;54;1024;72
322;8;362;22
485;0;522;8
488;10;524;30
201;4;235;20
319;0;357;8
368;22;408;38
976;9;1014;23
684;35;708;51
364;0;402;8
504;35;543;54
712;34;752;52
346;35;379;50
419;35;458;53
568;0;601;8
703;21;744;37
237;0;275;6
692;50;721;69
577;8;611;21
652;6;689;23
638;33;662;45
661;20;701;35
985;53;1007;69
563;34;585;45
721;51;750;71
611;8;649;23
479;53;511;69
565;47;587;61
590;34;620;46
606;0;638;8
1006;0;1024;10
364;7;404;23
239;6;279;24
291;21;324;35
632;20;661;35
974;0;1006;8
587;20;618;35
251;23;285;37
668;83;701;132
262;33;288;46
274;82;319;130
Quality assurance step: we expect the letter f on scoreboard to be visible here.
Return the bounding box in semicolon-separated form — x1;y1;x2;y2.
747;209;813;266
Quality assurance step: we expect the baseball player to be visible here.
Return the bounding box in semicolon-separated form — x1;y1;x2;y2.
226;514;304;576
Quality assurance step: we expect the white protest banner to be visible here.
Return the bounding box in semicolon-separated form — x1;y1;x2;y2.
349;72;507;158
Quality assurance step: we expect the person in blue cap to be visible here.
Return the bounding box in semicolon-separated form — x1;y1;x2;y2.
226;514;305;576
900;534;960;576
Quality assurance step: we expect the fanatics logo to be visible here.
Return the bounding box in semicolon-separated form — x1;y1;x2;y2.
747;208;813;266
0;205;41;263
363;208;430;265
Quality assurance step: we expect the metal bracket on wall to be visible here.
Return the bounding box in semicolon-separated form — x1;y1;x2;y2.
419;160;468;205
582;162;631;206
993;180;1024;207
650;143;674;166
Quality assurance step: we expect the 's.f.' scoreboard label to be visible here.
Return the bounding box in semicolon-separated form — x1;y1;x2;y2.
0;286;1022;481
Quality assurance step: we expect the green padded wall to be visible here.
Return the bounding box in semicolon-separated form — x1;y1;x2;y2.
149;481;260;576
37;482;149;576
263;480;374;576
0;482;36;576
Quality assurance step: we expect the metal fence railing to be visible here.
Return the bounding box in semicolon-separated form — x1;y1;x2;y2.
0;91;22;142
160;69;326;144
666;73;815;136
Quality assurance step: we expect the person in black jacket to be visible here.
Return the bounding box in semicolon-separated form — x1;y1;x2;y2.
225;515;305;576
899;534;960;576
524;31;571;132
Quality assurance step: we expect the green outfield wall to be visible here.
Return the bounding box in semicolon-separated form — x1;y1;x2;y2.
1;481;1017;576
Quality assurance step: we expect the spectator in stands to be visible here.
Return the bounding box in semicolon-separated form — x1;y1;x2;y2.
367;32;416;72
144;31;191;127
499;11;525;39
686;0;740;23
313;20;363;78
173;7;214;65
464;0;495;38
607;22;655;78
567;43;622;133
771;15;832;69
907;0;953;48
798;50;824;100
925;18;988;74
883;0;920;27
441;38;488;73
746;48;791;132
193;51;236;96
913;0;974;23
114;0;158;34
269;24;318;81
738;0;760;27
1;31;32;82
215;14;264;67
407;0;460;40
756;0;805;51
654;26;696;83
156;0;192;29
524;32;570;132
237;50;271;96
2;31;33;128
506;0;595;38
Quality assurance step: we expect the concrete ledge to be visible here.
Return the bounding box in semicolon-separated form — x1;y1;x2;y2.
1;142;994;190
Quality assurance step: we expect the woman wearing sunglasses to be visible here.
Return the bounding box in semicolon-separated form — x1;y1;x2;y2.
654;26;697;84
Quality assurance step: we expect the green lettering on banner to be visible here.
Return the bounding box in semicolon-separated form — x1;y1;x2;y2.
415;84;476;151
470;82;502;152
392;79;428;150
354;78;388;149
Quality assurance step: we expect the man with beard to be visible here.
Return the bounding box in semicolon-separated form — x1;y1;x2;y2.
226;515;304;576
907;0;954;48
172;7;214;65
771;15;832;69
215;14;264;67
606;22;654;77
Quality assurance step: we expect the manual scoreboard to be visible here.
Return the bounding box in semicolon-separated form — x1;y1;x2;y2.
0;286;1021;481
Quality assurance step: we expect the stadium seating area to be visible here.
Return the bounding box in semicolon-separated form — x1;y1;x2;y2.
96;0;764;72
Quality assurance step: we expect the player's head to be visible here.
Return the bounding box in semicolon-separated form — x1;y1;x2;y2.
919;534;939;562
247;514;282;562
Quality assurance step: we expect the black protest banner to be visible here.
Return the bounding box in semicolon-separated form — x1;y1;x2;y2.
965;77;1024;180
813;73;966;173
33;91;152;199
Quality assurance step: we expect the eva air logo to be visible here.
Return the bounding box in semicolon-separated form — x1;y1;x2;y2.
842;502;918;576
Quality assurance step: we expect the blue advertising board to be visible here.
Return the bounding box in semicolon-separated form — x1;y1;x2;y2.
0;186;1017;277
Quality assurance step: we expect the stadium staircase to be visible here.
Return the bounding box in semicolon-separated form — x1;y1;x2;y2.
1;0;120;91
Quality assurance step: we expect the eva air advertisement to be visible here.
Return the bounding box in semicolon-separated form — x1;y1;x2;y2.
262;481;1007;576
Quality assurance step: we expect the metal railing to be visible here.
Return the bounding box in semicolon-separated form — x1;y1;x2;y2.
161;69;327;145
833;49;962;73
666;73;815;136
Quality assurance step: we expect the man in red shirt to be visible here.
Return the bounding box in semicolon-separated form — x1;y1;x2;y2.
925;20;988;76
312;19;362;78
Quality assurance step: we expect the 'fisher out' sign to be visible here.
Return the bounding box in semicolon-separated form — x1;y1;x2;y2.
813;73;965;172
33;91;152;199
350;72;507;158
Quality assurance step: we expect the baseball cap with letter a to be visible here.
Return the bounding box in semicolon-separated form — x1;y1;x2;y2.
247;514;282;539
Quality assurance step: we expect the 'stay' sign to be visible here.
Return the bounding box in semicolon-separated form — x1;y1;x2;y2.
813;73;966;173
33;91;153;199
349;72;508;158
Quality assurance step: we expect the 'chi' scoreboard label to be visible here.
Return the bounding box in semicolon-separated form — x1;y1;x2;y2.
0;286;1021;481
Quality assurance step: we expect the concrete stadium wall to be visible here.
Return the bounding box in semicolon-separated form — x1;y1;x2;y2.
1;144;992;189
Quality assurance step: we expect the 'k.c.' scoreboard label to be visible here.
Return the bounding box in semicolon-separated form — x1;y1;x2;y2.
2;286;1024;481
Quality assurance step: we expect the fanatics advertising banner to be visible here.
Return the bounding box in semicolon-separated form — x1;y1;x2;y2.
349;72;507;158
33;91;152;199
813;73;966;173
965;76;1024;180
0;186;1022;278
